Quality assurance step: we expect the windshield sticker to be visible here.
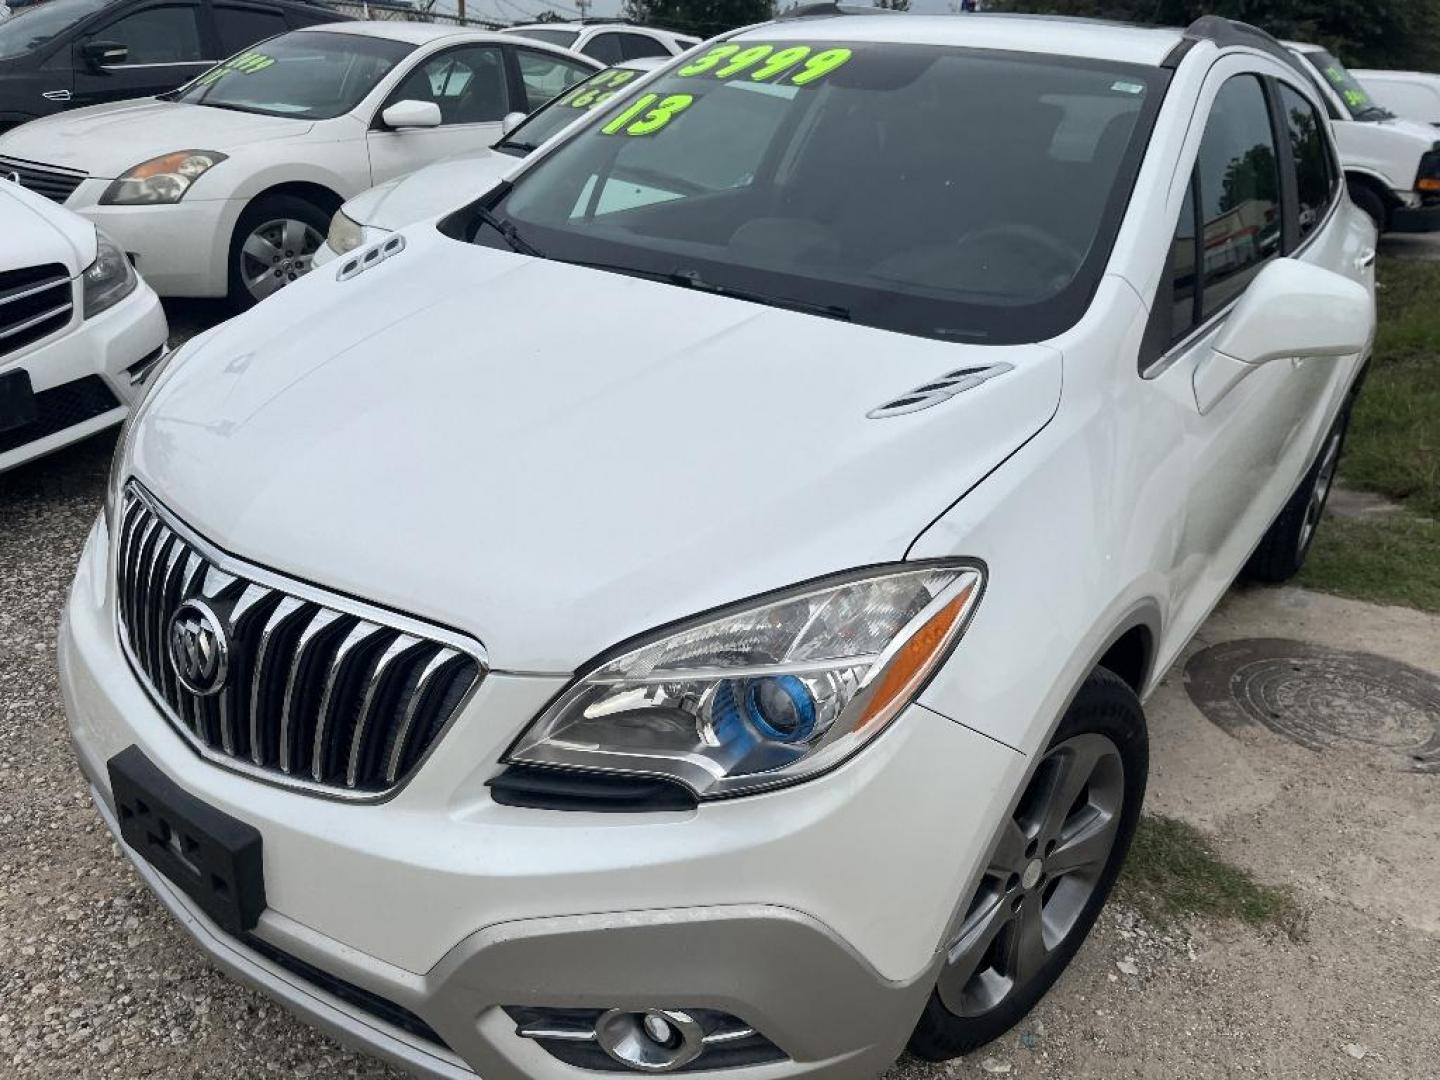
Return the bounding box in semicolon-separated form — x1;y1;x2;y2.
601;92;695;136
677;43;851;86
562;69;638;110
195;51;274;86
1111;80;1144;95
1343;87;1369;108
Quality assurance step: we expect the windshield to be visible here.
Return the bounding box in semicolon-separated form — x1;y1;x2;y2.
0;0;109;60
1305;49;1391;120
496;66;647;156
167;31;414;119
504;27;579;49
476;41;1164;344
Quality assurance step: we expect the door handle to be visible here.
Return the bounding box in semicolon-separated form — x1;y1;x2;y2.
1355;249;1377;271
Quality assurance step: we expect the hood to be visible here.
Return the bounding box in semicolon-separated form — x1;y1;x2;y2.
0;176;94;274
1331;114;1439;190
0;99;313;177
348;149;513;232
130;231;1063;673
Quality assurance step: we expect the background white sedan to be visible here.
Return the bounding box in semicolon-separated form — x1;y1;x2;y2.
0;22;599;308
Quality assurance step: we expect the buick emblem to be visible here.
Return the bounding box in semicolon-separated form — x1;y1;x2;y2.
167;598;230;697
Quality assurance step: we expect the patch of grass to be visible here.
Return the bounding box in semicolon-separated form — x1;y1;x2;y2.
1117;815;1304;937
1299;512;1440;614
1344;260;1440;517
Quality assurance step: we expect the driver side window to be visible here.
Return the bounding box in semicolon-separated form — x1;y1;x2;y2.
90;5;203;64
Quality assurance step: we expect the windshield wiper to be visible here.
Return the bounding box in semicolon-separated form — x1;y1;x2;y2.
496;139;537;154
474;205;544;258
670;270;851;322
1356;105;1395;121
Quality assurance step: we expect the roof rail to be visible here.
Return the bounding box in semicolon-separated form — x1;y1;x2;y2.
776;2;904;19
1178;15;1313;81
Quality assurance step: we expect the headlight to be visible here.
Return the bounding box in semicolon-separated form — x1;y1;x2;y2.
100;150;227;205
326;209;366;255
82;229;137;318
508;564;984;798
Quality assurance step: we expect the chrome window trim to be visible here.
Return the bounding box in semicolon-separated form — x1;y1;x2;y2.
115;481;489;804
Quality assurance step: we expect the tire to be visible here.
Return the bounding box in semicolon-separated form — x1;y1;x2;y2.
227;193;332;311
909;667;1147;1061
1346;179;1388;233
1242;404;1350;584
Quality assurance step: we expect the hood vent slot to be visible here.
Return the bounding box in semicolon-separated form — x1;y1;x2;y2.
866;362;1014;419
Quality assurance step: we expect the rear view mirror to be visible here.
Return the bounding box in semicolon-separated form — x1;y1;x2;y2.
381;99;443;130
1194;258;1374;414
501;111;527;136
82;40;129;69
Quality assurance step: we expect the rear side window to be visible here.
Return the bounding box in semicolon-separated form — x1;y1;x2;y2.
619;33;670;60
583;33;623;64
1279;83;1337;240
214;5;287;55
1196;75;1281;319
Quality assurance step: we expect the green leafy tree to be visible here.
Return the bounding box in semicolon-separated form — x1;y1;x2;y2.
875;0;912;9
534;8;568;20
622;0;775;38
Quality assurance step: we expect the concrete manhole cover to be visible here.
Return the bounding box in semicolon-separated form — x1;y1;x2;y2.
1185;638;1440;772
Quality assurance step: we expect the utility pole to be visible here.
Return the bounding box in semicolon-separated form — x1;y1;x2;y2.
576;0;589;18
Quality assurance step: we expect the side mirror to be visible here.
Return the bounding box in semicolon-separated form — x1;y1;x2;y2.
501;111;527;136
1194;258;1373;414
81;40;129;69
381;99;442;130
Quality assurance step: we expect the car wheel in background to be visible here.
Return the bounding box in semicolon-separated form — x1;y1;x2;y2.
1243;405;1351;584
1346;180;1388;233
909;667;1147;1061
228;194;331;310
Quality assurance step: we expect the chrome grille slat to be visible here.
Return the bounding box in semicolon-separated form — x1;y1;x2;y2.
0;262;72;359
114;484;485;797
0;155;87;203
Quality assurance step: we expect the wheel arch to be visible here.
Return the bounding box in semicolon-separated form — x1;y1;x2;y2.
1344;169;1398;205
240;181;346;219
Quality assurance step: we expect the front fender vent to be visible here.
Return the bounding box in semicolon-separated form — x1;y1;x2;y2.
866;362;1014;419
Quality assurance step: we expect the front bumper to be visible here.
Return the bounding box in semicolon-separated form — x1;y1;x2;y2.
0;275;166;473
64;178;240;298
1389;198;1440;232
60;514;1027;1078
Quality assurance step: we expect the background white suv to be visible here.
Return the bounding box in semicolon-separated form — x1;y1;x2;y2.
62;13;1375;1080
502;20;699;63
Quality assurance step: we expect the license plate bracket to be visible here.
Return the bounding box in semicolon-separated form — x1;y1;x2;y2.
0;369;37;435
107;746;267;935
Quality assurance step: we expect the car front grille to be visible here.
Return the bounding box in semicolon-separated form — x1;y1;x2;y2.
0;263;73;359
0;155;87;203
0;375;119;455
115;483;485;797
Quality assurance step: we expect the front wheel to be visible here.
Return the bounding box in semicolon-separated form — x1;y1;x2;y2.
1346;180;1388;233
1243;406;1350;584
227;194;330;311
909;668;1147;1060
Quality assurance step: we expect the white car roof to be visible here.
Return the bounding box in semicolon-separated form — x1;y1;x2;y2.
292;20;513;46
506;22;672;34
740;14;1187;67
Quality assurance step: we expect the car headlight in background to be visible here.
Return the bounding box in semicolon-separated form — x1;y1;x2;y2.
326;210;367;255
508;564;984;798
100;150;227;205
82;229;137;318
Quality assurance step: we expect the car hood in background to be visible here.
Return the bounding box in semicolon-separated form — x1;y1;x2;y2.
346;148;513;231
129;232;1063;673
0;176;94;274
0;99;314;178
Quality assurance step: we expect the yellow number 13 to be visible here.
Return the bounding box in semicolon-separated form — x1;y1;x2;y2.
601;93;695;136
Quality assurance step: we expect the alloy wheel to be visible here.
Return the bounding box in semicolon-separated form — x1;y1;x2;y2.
1297;429;1343;559
239;217;323;303
937;732;1125;1017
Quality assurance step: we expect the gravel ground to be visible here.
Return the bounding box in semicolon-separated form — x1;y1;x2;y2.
2;355;1438;1078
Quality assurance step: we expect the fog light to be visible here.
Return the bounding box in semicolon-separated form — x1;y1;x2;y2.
595;1008;704;1072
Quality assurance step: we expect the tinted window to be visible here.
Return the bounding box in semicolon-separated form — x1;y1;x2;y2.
0;0;109;60
583;33;623;65
170;31;413;120
1196;76;1281;319
516;47;595;112
620;33;670;60
95;5;203;64
1167;177;1199;344
1279;84;1336;240
390;44;506;124
215;5;288;55
483;44;1164;345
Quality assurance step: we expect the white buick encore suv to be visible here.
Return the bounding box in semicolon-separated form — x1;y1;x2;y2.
60;12;1377;1080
